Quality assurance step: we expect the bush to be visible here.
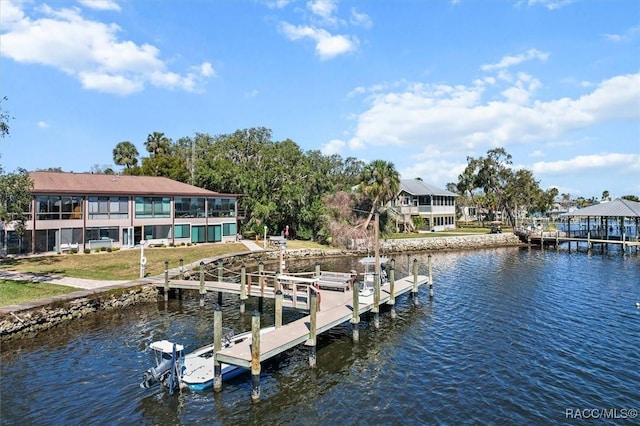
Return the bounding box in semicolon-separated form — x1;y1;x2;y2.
84;248;91;254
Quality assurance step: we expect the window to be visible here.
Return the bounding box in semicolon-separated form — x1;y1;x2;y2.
36;196;61;220
135;197;170;218
144;224;171;240
86;227;119;242
88;196;128;219
174;224;190;239
207;197;236;217
61;197;83;219
222;222;236;236
175;197;205;218
191;225;205;243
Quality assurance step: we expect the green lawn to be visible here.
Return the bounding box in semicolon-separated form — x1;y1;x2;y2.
0;279;78;306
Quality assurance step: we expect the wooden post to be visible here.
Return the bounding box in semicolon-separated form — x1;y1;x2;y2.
315;263;321;278
240;264;247;314
259;262;265;311
178;258;184;300
373;272;380;329
213;304;222;391
428;254;433;299
199;261;206;307
351;274;360;343
251;310;261;402
275;289;283;328
389;259;396;319
308;290;317;368
164;261;170;302
216;259;223;304
412;258;419;306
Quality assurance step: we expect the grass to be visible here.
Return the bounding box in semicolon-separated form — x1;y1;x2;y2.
386;227;504;239
0;279;78;306
0;243;251;281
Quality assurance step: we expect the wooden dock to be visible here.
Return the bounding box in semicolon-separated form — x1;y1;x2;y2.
215;274;427;369
151;256;434;399
516;229;640;253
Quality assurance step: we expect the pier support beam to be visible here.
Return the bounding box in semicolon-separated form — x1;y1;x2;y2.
178;259;184;300
275;289;283;328
199;261;206;307
389;259;396;319
164;261;170;302
412;258;419;306
251;310;261;402
351;275;360;343
428;254;433;299
373;272;380;329
258;262;265;313
240;265;247;314
307;290;317;368
213;304;222;392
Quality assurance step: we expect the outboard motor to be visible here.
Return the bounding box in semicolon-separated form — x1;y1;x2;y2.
140;358;173;389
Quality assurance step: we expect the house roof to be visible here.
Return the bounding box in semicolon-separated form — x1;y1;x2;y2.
29;171;235;198
399;179;457;197
563;198;640;218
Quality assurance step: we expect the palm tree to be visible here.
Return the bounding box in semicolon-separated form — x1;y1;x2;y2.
145;132;171;156
112;141;139;169
359;159;400;230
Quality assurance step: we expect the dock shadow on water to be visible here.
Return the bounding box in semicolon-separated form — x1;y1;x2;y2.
1;248;639;425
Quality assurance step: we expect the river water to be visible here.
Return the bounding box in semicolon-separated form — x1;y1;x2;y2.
1;247;639;425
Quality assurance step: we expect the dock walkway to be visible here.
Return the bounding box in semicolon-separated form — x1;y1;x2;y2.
216;275;426;368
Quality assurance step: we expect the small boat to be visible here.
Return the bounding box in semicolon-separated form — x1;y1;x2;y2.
140;327;275;392
356;256;389;302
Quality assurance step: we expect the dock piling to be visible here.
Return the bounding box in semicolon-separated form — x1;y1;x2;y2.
240;265;247;314
251;310;261;402
164;261;170;302
428;254;433;299
351;274;360;343
213;304;222;391
275;289;283;328
199;261;206;307
373;272;380;329
308;290;317;368
412;258;419;306
389;259;396;319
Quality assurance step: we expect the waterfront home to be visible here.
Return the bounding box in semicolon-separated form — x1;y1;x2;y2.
390;179;457;232
1;171;238;255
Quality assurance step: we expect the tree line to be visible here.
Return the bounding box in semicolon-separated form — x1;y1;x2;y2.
3;94;638;247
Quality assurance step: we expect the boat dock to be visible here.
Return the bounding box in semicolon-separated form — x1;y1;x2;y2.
150;256;432;399
516;228;640;254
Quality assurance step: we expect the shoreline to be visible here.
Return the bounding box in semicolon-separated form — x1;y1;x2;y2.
1;233;524;342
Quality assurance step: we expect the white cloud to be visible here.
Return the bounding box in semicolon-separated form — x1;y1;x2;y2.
350;8;372;28
279;22;357;59
481;49;549;72
308;0;337;20
321;138;346;155
77;0;121;11
37;121;49;128
345;72;640;154
525;0;576;10
602;25;640;43
0;3;214;95
532;153;640;175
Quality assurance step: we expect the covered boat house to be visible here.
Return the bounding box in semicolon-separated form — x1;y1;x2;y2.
560;198;640;253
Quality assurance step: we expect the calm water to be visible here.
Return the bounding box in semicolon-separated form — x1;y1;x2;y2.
1;248;639;425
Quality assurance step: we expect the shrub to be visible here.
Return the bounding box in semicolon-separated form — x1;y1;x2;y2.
84;248;91;254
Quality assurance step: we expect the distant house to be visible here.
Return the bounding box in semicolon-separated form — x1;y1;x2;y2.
1;171;238;255
390;179;457;232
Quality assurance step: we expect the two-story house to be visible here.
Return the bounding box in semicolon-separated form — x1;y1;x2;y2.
391;179;457;232
1;171;239;255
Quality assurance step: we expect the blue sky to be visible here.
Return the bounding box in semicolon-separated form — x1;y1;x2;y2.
1;0;638;199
